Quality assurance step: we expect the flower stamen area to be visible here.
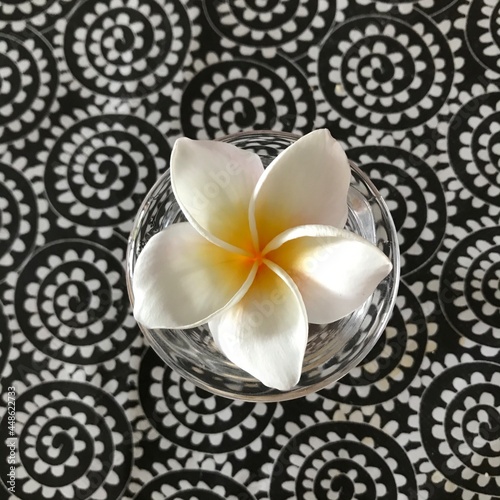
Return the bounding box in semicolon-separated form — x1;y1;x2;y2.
249;250;266;267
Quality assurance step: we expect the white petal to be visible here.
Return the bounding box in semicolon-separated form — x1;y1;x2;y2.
171;137;264;253
250;129;351;248
133;223;257;328
266;225;393;324
209;261;308;391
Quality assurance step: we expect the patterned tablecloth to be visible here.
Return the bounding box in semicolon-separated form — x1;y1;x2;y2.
0;0;499;498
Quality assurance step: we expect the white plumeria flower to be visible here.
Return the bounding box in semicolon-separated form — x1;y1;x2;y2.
133;129;392;390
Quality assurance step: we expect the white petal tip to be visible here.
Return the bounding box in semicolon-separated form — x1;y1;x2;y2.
262;371;301;391
209;263;308;392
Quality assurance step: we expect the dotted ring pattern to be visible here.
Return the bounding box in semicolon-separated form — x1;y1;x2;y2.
138;347;276;453
0;162;38;281
347;146;447;275
43;114;169;228
319;282;428;405
14;239;139;364
466;0;500;74
448;92;500;207
0;26;58;144
62;0;192;97
0;0;76;31
317;12;453;130
180;56;315;138
133;470;256;499
419;362;500;497
439;227;500;348
269;422;419;500
378;0;458;10
0;381;133;499
203;0;336;58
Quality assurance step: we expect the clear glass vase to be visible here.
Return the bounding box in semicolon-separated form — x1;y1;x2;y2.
126;130;400;402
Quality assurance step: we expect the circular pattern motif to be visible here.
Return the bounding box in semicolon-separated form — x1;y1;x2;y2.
0;162;38;281
43;114;169;229
419;362;500;497
440;227;500;348
180;54;315;138
419;0;461;16
347;146;446;275
0;0;75;31
319;282;428;405
448;92;500;206
0;26;58;144
0;380;133;499
379;0;459;10
138;347;276;453
62;0;192;97
203;0;336;58
466;0;500;74
15;238;139;364
133;470;256;499
317;11;453;130
269;421;418;499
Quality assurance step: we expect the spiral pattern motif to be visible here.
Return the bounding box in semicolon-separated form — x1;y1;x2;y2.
43;115;169;229
347;146;446;276
466;0;500;74
269;422;418;499
15;238;139;364
317;11;453;130
138;347;276;453
180;55;315;139
61;0;192;97
381;0;458;9
0;380;132;499
320;282;428;405
440;227;500;348
0;0;75;31
420;362;500;496
448;92;500;206
0;26;58;144
134;469;255;499
0;162;38;282
203;0;336;58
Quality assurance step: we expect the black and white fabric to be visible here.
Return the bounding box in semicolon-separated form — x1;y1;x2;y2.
0;1;499;499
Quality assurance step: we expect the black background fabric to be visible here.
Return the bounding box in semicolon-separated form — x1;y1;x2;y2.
0;0;499;498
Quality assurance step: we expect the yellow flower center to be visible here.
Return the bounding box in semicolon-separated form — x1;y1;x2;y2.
250;250;265;267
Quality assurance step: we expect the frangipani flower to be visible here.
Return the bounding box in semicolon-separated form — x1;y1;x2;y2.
133;130;392;390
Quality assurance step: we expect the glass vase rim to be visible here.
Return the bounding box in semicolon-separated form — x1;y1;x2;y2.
126;129;400;402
